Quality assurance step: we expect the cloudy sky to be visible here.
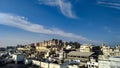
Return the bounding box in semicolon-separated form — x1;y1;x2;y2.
0;0;120;47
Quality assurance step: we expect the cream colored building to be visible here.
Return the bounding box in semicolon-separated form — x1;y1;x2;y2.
36;46;49;52
35;39;63;52
101;43;111;56
17;47;30;51
99;44;120;60
80;44;93;52
113;45;120;56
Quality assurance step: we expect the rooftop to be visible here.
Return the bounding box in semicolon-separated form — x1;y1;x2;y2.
68;51;94;57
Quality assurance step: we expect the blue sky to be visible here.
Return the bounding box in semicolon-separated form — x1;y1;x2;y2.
0;0;120;47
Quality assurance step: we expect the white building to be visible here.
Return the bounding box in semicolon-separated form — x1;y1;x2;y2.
68;65;79;68
66;45;72;50
59;51;66;60
87;58;98;68
12;53;25;64
98;57;120;68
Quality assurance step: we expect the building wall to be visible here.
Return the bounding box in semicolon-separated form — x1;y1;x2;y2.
98;61;110;68
41;62;49;68
68;65;79;68
32;60;41;66
12;54;25;62
80;44;92;52
36;47;48;51
32;60;68;68
101;46;110;56
49;63;61;68
110;61;120;68
98;57;120;68
87;62;98;68
67;55;89;62
17;48;30;51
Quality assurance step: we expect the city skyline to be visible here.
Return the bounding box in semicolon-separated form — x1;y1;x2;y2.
0;0;120;46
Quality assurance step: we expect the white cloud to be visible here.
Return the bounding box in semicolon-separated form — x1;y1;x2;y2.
98;1;120;6
0;13;91;42
38;0;77;19
97;0;120;10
